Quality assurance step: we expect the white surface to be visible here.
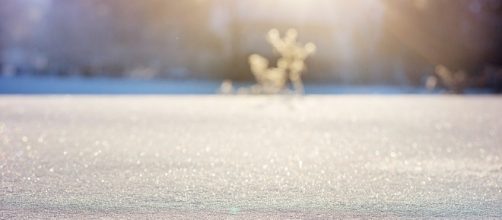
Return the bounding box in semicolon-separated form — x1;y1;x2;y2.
1;96;501;218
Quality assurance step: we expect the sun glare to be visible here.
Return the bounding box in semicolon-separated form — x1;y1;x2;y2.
236;0;383;26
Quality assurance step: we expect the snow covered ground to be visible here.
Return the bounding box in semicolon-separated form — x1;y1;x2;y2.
1;95;501;218
0;75;436;94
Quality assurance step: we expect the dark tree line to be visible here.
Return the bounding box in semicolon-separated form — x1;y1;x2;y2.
0;0;228;78
1;0;501;89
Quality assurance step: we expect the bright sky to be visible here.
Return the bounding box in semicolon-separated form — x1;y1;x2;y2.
236;0;384;28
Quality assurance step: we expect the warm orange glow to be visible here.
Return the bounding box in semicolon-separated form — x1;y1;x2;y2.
235;0;384;28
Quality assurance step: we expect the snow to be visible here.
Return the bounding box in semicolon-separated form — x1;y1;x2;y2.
1;95;501;218
0;76;436;94
1;75;496;95
0;76;222;94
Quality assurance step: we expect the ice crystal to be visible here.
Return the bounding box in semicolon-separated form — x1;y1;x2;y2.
221;29;316;95
249;29;316;94
433;65;467;93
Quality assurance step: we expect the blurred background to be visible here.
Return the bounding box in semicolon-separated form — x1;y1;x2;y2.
1;0;501;93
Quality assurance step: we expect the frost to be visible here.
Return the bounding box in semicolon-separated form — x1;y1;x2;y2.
264;29;316;94
431;65;468;93
222;29;316;95
248;54;288;94
0;96;501;218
